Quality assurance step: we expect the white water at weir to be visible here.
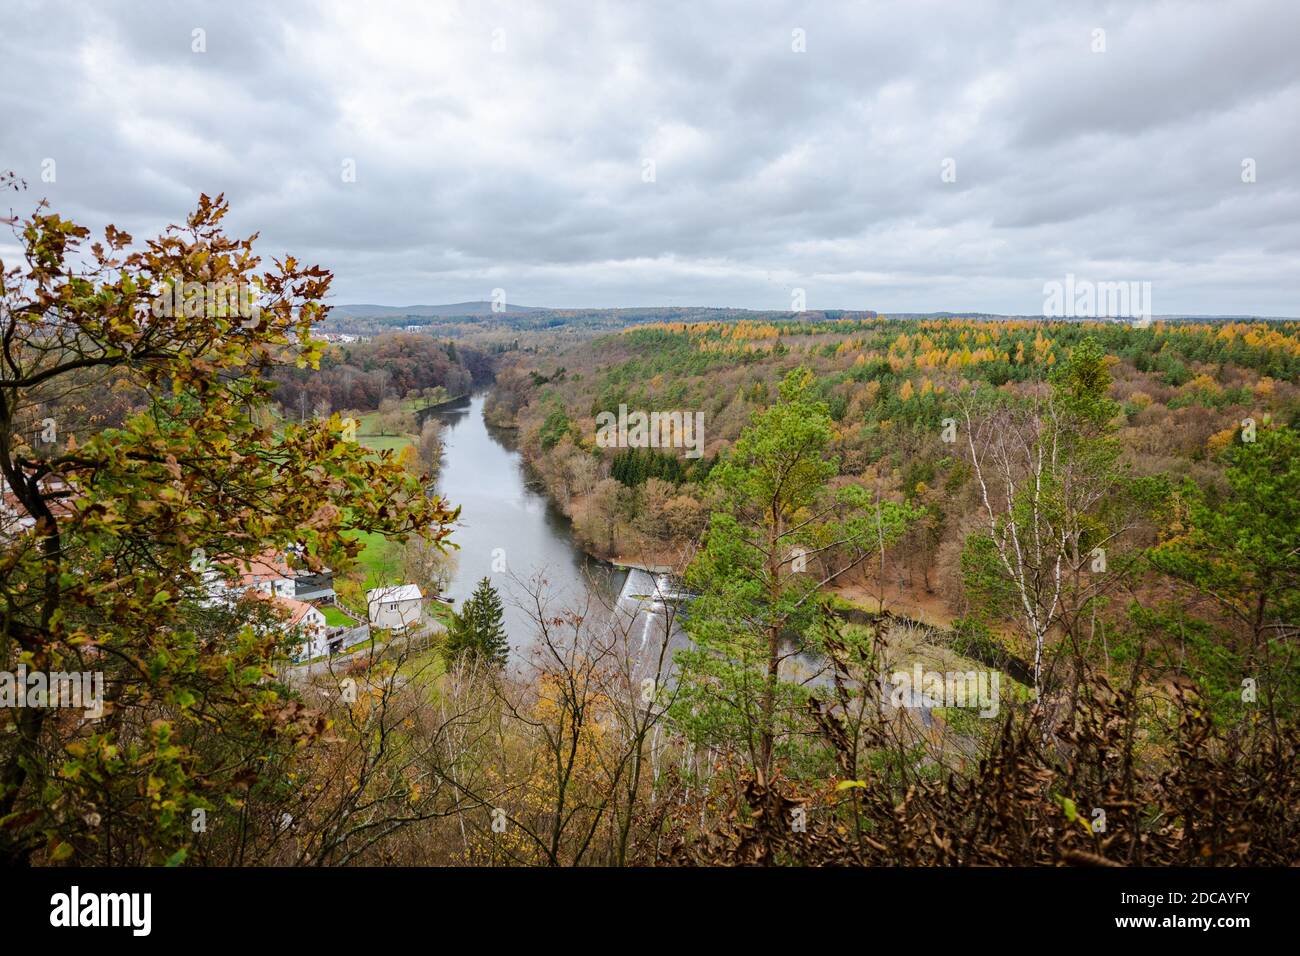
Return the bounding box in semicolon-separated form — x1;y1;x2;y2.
601;567;693;687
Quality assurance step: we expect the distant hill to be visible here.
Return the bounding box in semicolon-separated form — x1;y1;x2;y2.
330;301;548;318
317;304;1294;338
883;312;1297;322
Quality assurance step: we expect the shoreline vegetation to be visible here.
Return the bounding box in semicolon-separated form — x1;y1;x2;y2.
483;355;1044;689
332;391;469;612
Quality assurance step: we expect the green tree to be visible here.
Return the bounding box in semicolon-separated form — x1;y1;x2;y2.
673;368;915;782
539;406;571;450
0;192;456;864
1150;425;1300;655
447;577;509;667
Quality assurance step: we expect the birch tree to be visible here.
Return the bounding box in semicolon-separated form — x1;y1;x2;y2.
959;338;1152;694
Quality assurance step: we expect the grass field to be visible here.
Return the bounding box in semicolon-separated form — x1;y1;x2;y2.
320;604;357;628
396;643;448;682
354;398;424;454
345;528;402;589
346;399;424;566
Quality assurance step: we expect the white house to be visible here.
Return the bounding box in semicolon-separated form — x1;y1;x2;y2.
278;597;330;660
204;550;334;659
246;590;329;660
367;584;423;631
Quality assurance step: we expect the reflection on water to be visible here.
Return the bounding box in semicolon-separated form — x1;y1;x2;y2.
427;393;627;649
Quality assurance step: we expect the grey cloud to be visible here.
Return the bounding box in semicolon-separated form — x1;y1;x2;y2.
0;0;1296;314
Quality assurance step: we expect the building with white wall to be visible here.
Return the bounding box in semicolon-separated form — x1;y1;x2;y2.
367;584;423;632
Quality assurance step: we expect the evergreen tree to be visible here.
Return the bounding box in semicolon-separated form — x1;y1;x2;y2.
673;368;916;779
447;577;509;667
1151;425;1300;655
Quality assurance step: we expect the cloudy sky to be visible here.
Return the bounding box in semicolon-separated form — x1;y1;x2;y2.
1;0;1297;314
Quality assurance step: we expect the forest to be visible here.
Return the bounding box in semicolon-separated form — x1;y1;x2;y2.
1;194;1297;868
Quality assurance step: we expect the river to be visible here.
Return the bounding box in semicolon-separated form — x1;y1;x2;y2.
424;394;887;697
427;393;681;667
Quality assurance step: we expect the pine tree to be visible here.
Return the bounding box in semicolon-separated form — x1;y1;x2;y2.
673;367;917;780
447;577;509;667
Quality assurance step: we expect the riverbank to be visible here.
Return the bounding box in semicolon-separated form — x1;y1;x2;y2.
414;392;472;420
421;393;624;641
483;384;984;639
339;394;467;599
354;392;471;453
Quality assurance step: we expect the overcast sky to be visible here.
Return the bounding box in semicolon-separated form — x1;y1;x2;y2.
1;0;1297;314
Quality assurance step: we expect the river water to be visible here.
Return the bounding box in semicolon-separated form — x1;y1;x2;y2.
425;394;864;696
428;393;680;664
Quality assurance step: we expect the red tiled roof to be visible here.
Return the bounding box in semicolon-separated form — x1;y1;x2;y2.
1;478;80;525
225;549;292;588
244;589;321;630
